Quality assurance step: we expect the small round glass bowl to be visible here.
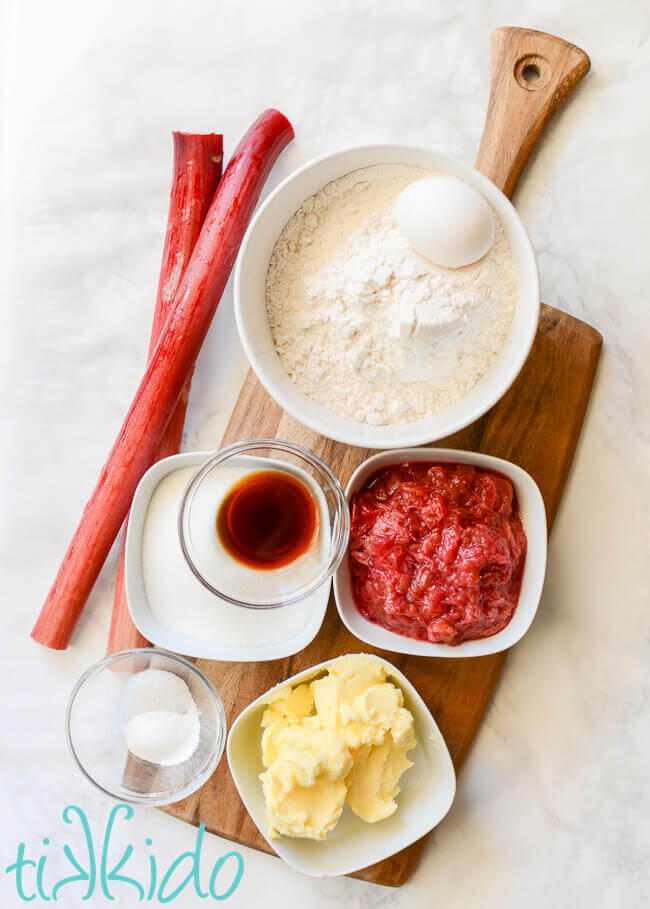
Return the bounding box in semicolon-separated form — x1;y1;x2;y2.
66;649;226;806
178;440;349;609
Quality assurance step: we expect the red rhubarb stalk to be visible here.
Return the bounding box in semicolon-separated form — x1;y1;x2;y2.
32;109;294;649
106;132;223;655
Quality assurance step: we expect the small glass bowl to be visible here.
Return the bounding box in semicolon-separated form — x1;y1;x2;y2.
178;440;350;609
66;649;226;806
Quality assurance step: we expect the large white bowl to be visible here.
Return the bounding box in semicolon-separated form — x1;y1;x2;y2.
333;449;547;657
234;144;540;449
226;653;456;878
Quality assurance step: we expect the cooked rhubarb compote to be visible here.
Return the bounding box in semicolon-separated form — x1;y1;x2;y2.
348;462;527;645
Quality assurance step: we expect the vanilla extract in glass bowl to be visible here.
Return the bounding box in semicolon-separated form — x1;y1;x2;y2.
216;469;318;570
178;440;349;610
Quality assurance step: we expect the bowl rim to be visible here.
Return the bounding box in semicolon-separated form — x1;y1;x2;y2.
65;647;227;806
178;439;350;609
226;652;456;877
333;448;548;657
234;142;541;449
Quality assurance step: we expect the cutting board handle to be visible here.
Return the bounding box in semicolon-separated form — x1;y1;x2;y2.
475;27;590;198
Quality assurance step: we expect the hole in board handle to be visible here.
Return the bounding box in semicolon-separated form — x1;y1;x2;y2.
514;54;551;91
522;64;541;83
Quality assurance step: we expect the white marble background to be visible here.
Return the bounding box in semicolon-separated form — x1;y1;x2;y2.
2;0;649;906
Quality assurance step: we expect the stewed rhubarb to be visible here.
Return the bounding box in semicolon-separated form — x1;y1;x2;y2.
32;109;294;650
349;462;527;645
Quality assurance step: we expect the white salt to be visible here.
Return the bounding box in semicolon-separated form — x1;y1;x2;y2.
120;668;200;766
125;709;200;766
120;668;194;722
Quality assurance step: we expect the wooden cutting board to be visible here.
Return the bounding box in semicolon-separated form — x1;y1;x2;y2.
164;29;600;887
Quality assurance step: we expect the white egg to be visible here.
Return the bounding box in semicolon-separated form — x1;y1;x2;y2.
396;176;495;269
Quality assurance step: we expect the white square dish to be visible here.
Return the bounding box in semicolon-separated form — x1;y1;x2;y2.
333;448;547;658
124;452;331;662
226;653;456;878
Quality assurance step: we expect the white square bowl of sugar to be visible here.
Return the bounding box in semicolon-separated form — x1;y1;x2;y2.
124;452;331;662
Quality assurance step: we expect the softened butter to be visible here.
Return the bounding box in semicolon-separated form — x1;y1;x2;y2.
258;654;416;840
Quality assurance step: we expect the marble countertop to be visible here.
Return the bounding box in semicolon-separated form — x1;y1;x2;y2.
2;1;649;906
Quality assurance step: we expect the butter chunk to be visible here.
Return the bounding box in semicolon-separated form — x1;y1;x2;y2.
258;655;417;841
259;727;352;840
261;777;348;841
261;683;313;725
311;654;387;731
346;735;414;823
350;681;402;722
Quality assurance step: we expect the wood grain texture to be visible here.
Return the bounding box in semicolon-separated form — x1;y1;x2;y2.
475;28;590;197
162;306;601;884
163;27;596;887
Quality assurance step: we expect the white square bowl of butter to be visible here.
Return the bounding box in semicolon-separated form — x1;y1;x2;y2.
226;653;456;878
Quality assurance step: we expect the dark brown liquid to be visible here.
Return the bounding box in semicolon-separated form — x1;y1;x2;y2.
216;470;318;569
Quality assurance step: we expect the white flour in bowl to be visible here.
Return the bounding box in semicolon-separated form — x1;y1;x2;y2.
265;164;518;425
